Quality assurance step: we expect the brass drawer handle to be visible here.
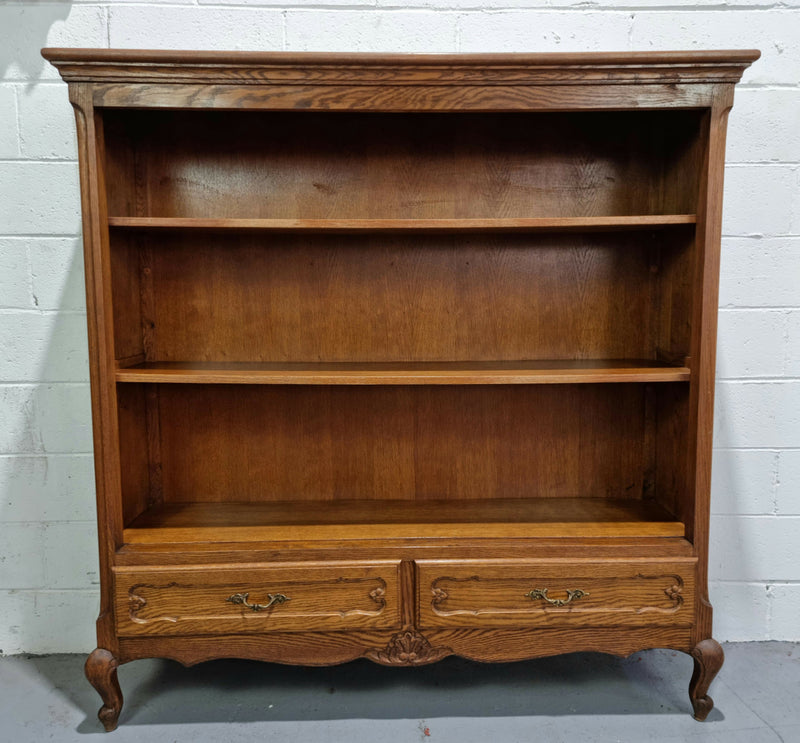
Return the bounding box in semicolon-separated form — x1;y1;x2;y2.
525;588;589;607
226;592;290;612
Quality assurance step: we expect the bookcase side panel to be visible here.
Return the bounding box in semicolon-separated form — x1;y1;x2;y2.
68;84;125;652
686;89;737;644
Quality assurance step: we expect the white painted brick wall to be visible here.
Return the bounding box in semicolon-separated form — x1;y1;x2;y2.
285;10;459;52
727;89;800;163
722;165;800;236
0;1;797;654
709;581;771;641
459;11;632;52
0;241;31;308
0;162;81;235
720;238;800;308
717;310;788;378
715;382;800;449
109;6;285;49
0;455;96;523
710;515;800;581
711;449;777;515
777;451;800;514
0;86;18;158
28;237;86;311
17;84;79;160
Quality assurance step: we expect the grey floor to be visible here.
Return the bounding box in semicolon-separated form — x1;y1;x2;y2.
0;643;797;742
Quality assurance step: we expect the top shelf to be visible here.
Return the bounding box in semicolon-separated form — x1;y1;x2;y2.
107;215;697;233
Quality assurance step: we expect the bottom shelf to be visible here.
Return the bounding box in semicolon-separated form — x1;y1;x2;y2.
123;498;685;543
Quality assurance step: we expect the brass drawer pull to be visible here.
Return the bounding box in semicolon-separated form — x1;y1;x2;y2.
525;588;588;607
226;592;290;612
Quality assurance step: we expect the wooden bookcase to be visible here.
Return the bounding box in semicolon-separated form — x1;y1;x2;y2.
42;48;758;730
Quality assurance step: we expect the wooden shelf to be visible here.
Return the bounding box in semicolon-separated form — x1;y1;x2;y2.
115;360;691;385
107;215;697;233
124;498;686;544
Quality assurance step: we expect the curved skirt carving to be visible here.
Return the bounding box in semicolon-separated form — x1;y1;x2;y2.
117;626;693;668
364;629;453;666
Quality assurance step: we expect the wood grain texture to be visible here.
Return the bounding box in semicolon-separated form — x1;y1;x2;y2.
417;559;695;629
689;638;724;721
107;215;697;231
111;231;682;363
41;48;760;86
115;384;150;524
114;562;401;636
123;499;685;544
85;648;122;732
91;82;725;112
688;92;736;645
149;385;656;504
102;110;702;219
68;85;122;654
108;231;141;361
115;537;696;567
117;625;694;667
143;385;163;510
43;49;756;725
115;360;691;386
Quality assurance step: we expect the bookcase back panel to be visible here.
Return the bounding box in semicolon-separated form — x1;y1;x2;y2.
117;384;151;524
112;230;695;363
103;110;703;219
148;383;652;505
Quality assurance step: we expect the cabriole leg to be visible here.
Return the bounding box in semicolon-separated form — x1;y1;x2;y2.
689;638;724;721
85;648;123;731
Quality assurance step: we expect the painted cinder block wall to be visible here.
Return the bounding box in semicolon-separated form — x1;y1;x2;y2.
1;1;798;654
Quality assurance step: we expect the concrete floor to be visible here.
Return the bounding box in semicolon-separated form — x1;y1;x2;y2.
0;643;797;742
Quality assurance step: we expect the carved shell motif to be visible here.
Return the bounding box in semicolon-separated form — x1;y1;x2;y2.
365;630;452;666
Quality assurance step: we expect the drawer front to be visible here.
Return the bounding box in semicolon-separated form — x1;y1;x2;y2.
114;562;401;637
417;559;696;629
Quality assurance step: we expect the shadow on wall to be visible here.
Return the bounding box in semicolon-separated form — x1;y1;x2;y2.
0;2;72;82
0;242;97;655
0;0;100;655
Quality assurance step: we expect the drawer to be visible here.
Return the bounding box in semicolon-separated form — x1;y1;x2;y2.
114;561;401;637
417;559;696;629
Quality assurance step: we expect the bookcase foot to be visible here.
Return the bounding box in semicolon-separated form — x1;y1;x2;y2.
689;638;724;721
85;648;123;732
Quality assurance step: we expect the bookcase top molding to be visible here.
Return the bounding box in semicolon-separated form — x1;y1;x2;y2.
42;48;759;86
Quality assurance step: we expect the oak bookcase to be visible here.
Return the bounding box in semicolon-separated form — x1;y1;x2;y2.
42;48;758;730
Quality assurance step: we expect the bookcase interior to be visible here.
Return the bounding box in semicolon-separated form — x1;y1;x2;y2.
102;107;701;541
110;228;696;365
103;109;705;219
